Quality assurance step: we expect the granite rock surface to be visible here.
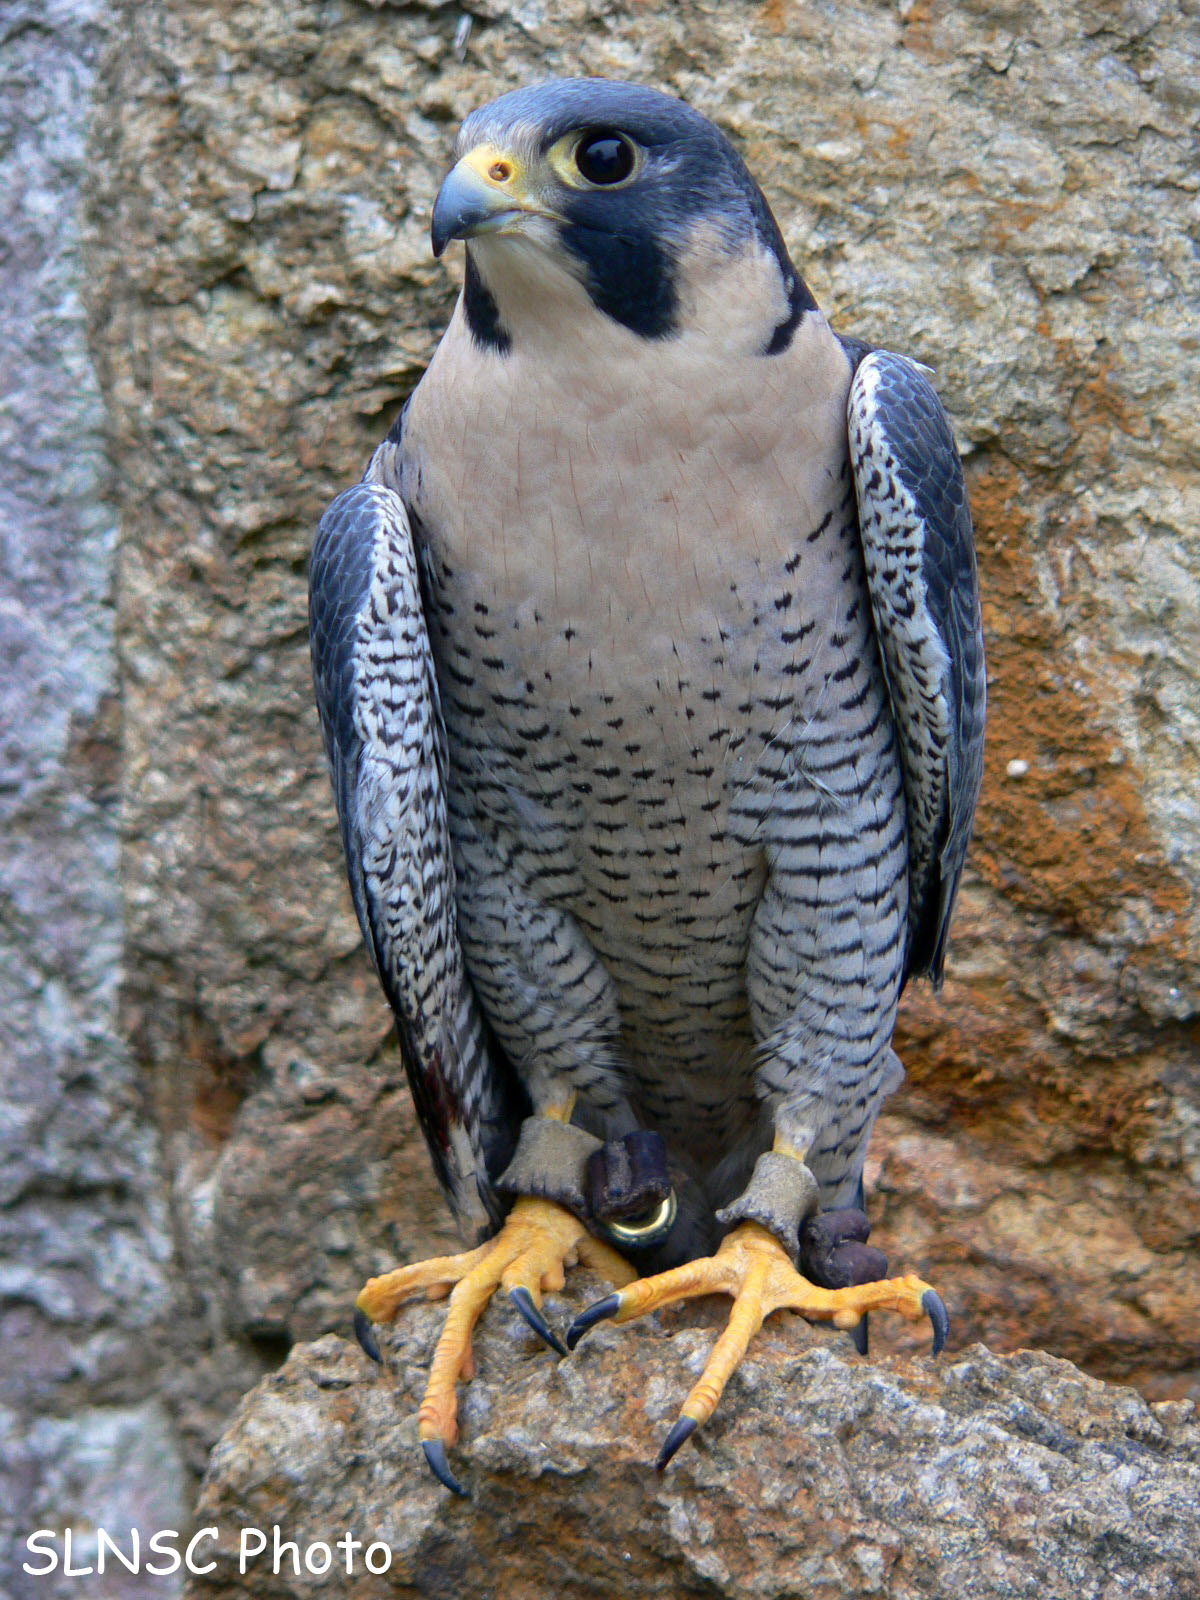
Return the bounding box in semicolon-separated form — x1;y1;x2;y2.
1;4;187;1596
186;1302;1200;1599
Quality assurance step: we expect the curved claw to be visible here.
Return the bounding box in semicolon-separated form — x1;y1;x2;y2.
655;1415;698;1472
353;1306;381;1364
565;1292;622;1351
922;1289;949;1356
422;1438;468;1497
508;1286;568;1356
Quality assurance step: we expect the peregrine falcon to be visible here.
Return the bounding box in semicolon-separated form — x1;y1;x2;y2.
309;78;985;1492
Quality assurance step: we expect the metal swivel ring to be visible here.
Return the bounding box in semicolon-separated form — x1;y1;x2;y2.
598;1189;677;1249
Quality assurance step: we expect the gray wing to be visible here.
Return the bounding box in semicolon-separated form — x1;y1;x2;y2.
308;461;522;1240
846;348;986;985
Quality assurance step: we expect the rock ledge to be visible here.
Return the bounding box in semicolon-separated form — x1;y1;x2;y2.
187;1291;1200;1599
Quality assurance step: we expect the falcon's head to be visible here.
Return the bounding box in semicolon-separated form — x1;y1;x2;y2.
430;78;816;354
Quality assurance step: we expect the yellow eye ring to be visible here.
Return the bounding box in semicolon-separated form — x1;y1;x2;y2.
573;130;637;187
545;129;640;190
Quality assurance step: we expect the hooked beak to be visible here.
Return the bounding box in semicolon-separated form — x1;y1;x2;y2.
431;146;537;258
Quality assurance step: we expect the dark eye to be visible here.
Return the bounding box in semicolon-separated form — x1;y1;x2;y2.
574;130;636;186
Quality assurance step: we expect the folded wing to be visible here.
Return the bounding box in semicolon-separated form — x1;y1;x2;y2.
309;477;523;1239
847;349;986;983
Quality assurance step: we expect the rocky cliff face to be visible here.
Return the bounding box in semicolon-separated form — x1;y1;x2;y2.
85;0;1199;1431
0;6;188;1596
6;0;1198;1591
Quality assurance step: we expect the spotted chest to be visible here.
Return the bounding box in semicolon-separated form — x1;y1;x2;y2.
385;309;893;981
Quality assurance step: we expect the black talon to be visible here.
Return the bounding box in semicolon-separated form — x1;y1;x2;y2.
353;1307;381;1364
655;1415;698;1472
509;1286;568;1356
565;1293;621;1351
422;1438;468;1496
850;1314;869;1356
922;1289;949;1356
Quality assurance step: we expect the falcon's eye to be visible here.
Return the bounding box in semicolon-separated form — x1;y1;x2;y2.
574;131;636;186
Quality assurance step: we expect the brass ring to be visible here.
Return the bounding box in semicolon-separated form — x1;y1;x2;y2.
600;1190;677;1247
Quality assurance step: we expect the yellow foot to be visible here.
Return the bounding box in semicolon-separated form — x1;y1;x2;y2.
566;1220;947;1471
354;1195;635;1494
